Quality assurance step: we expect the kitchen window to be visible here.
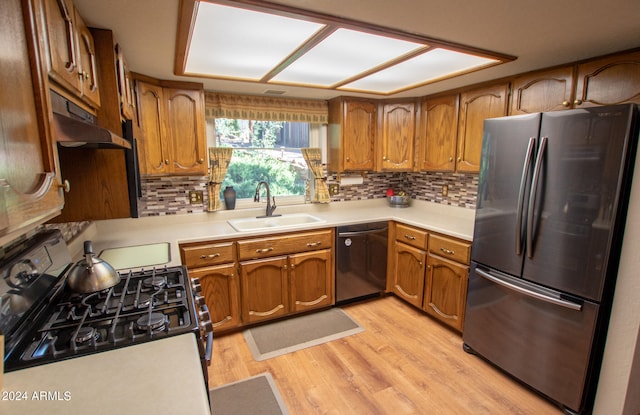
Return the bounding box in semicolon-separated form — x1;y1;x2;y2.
208;118;326;207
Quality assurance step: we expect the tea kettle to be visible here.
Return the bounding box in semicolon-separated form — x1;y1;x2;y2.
67;241;120;293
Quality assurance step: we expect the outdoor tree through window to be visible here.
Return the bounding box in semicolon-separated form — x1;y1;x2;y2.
214;119;310;199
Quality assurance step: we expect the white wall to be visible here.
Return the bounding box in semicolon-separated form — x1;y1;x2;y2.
593;135;640;414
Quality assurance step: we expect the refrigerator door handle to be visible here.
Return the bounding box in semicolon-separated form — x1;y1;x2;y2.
526;136;548;258
515;137;537;255
475;267;583;311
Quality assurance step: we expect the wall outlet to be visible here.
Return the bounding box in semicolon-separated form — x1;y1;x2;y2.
441;185;449;197
189;190;203;205
328;184;340;196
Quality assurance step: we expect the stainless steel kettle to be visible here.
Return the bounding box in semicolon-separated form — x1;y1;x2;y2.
67;241;120;293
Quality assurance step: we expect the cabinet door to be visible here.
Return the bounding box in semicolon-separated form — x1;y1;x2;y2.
424;254;469;332
1;0;63;240
115;45;136;120
137;81;169;174
190;263;240;332
343;100;376;171
239;256;289;324
510;66;575;114
41;0;81;96
574;50;640;108
164;88;207;175
391;241;426;307
74;9;100;108
417;95;458;171
457;83;509;172
381;102;415;171
289;249;333;313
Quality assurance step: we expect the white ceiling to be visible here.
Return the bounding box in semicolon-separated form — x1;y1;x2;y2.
73;0;640;100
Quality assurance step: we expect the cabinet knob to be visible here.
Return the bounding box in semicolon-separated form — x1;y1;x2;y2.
383;156;387;161
457;157;462;162
164;159;170;165
573;99;583;106
59;179;71;193
198;158;204;164
449;157;454;162
562;100;570;107
346;156;350;161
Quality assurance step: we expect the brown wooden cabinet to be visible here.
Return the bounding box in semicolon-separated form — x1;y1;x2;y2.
136;79;207;176
180;241;241;332
574;50;640;108
416;94;459;171
423;234;470;332
328;98;377;172
0;0;64;245
510;66;576;114
456;83;509;173
390;223;428;307
380;102;416;171
115;45;136;120
290;249;333;313
240;256;290;324
40;0;100;109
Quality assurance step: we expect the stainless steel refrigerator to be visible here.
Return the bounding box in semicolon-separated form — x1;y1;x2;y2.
463;104;639;415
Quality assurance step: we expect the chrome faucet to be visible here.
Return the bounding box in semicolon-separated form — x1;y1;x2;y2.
254;181;280;218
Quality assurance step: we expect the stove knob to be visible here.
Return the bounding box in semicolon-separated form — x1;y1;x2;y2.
194;295;206;307
198;309;211;322
191;280;202;294
200;320;213;334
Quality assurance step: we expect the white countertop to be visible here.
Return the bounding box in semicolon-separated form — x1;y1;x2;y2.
77;199;475;268
2;333;210;415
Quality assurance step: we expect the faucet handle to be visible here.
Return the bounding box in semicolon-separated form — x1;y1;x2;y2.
271;196;277;211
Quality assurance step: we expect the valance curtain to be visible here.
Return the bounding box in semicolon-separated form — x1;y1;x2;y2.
302;148;330;204
208;147;233;211
205;92;328;123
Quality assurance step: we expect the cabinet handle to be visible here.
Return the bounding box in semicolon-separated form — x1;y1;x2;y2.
346;156;350;161
449;157;454;162
457;157;462;162
383;156;387;160
290;264;295;270
419;261;423;266
283;264;288;270
404;234;416;240
440;247;455;255
256;247;274;253
164;159;170;165
306;241;322;247
200;253;220;259
562;100;570;107
198;158;204;164
59;179;71;193
574;99;583;106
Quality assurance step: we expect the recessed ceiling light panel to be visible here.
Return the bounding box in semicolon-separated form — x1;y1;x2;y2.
272;28;424;87
340;48;499;94
185;2;324;79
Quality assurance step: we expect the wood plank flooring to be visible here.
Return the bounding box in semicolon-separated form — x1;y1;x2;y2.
208;295;562;414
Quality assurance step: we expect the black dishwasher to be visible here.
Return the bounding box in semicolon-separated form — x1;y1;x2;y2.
336;222;388;304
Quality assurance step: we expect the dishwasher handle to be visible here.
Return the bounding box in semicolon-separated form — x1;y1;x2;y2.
337;228;388;237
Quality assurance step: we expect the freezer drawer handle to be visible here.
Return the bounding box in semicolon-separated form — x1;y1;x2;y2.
475;268;582;311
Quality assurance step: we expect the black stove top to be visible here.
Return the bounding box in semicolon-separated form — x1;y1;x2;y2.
2;230;199;372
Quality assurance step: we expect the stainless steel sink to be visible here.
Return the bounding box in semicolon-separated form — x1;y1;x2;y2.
227;213;325;232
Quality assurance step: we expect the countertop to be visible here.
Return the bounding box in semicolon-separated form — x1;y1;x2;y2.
1;333;210;415
75;199;476;268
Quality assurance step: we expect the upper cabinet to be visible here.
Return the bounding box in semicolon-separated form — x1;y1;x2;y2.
416;94;459;172
40;0;100;109
456;83;509;173
328;98;377;173
510;66;576;114
136;78;207;176
115;45;136;120
1;0;64;244
574;50;640;108
380;102;416;171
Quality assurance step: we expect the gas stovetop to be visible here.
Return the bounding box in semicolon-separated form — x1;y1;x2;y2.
2;230;200;372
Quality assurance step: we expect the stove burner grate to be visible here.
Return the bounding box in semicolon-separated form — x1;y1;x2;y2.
136;312;166;332
74;327;99;345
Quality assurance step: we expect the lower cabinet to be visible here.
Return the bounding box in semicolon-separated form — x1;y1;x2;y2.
390;222;471;332
180;228;335;332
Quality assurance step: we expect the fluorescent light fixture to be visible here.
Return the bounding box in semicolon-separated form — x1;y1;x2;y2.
272;28;425;87
340;48;500;94
185;2;324;79
178;1;515;95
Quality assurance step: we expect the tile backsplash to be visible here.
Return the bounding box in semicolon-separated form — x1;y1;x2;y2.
137;170;478;216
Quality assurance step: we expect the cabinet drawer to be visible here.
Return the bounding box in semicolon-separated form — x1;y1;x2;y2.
428;233;470;264
395;223;427;249
180;241;235;268
237;229;333;261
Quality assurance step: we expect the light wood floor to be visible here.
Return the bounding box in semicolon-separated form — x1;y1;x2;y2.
209;295;563;414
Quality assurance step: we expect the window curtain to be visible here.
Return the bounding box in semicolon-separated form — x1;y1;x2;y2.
205;92;328;123
302;148;330;203
208;147;233;211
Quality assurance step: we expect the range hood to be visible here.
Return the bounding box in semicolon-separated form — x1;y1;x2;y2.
50;91;131;150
